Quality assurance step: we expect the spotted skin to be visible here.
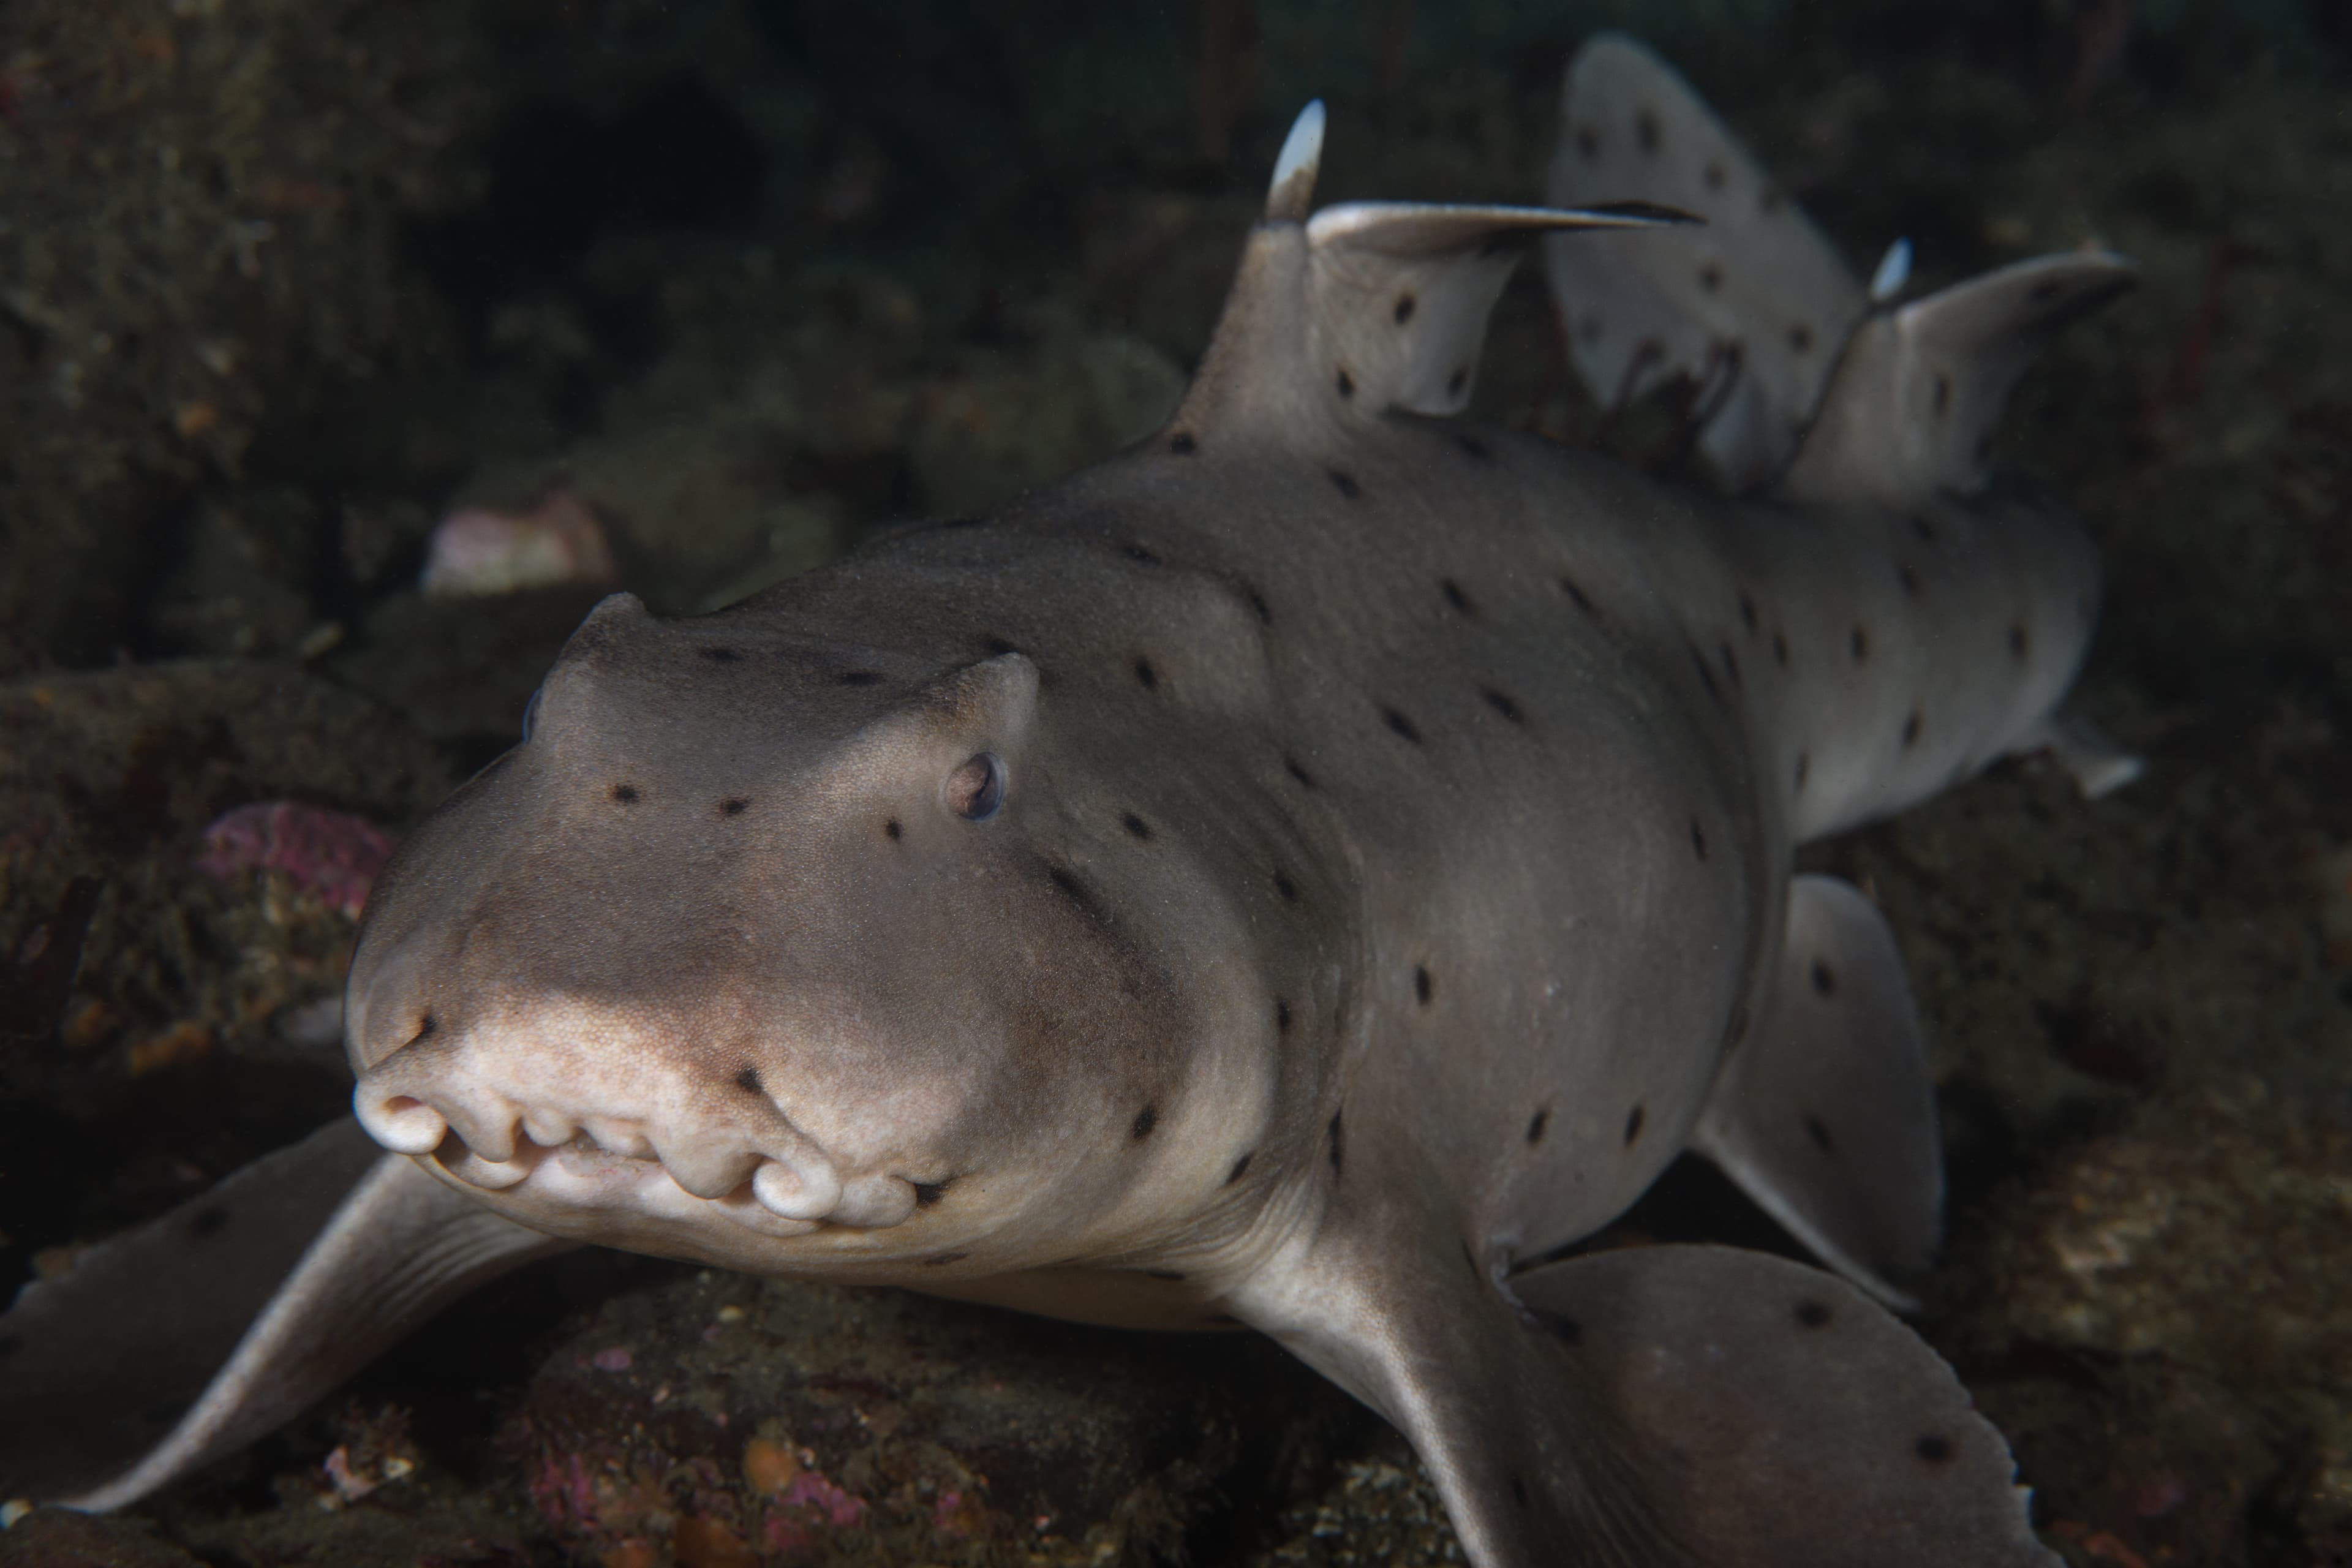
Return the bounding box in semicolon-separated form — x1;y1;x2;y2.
2;39;2122;1568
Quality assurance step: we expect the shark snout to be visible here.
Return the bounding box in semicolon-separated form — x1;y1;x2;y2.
350;1006;918;1233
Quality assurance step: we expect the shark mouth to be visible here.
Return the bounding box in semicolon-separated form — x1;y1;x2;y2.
355;1080;921;1234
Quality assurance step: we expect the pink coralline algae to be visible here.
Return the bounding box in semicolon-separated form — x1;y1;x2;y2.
194;802;397;918
774;1469;867;1529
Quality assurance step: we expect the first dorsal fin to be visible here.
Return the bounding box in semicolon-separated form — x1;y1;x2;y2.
1170;102;1686;440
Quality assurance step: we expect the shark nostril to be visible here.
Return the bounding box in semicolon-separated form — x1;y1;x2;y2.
354;1090;449;1155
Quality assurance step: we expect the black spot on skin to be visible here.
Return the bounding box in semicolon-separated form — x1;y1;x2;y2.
1850;626;1870;662
1394;293;1417;324
1899;565;1921;598
1441;578;1476;616
1328;469;1362;499
1739;592;1758;632
1447;366;1468;397
1719;641;1741;690
1238;581;1273;624
1788;323;1813;353
721;797;750;817
1772;631;1789;667
1576;124;1600;159
1806;1114;1834;1153
921;1251;969;1266
911;1178;953;1208
1511;1474;1531;1509
885;818;902;841
1698;262;1722;293
836;669;886;687
1481;687;1525;725
1275;999;1291;1034
1169;431;1197;455
701;647;741;663
1122;812;1152;840
611;783;640;804
1047;864;1096;913
1285;756;1317;790
1902;709;1923;748
1455;432;1492;461
1812;960;1837;996
1145;1268;1186;1281
1327;1110;1345;1176
1227;1153;1253;1185
1133;1105;1159;1140
1635;107;1660;151
1122;543;1161;565
1795;1299;1833;1328
981;635;1020;658
1931;374;1952;418
734;1066;764;1095
1624;1104;1645;1145
1911;514;1939;544
1690;819;1708;861
1527;1107;1549;1145
190;1205;230;1238
1273;869;1298;902
1532;1308;1581;1345
2010;623;2030;658
1690;645;1722;704
1134;656;1158;690
1414;965;1434;1006
1336;368;1355;399
409;1012;438;1046
1917;1434;1954;1463
1794;751;1810;790
1382;706;1423;744
1560;575;1597;614
1702;161;1725;190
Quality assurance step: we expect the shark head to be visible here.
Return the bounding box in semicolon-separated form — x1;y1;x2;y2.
345;590;1268;1280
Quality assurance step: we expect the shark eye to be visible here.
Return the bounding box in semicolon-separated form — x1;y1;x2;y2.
948;753;1004;821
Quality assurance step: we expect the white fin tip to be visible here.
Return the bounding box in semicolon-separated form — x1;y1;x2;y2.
1266;100;1326;222
1870;238;1913;303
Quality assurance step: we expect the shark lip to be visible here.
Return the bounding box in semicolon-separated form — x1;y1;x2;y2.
352;1050;930;1228
416;1120;921;1234
430;1131;828;1237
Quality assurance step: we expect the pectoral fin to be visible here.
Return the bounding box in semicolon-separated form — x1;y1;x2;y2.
1240;1209;2053;1567
0;1117;573;1509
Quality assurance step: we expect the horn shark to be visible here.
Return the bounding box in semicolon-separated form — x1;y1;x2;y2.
1;34;2136;1566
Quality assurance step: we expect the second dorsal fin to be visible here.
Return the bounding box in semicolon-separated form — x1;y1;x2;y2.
1779;251;2138;506
1169;102;1685;442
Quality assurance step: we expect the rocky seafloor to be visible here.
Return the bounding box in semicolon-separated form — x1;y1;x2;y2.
2;2;2349;1565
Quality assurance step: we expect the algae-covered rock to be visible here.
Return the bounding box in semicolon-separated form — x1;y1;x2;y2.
1952;1085;2352;1566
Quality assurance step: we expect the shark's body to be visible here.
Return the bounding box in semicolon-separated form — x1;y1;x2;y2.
2;37;2135;1567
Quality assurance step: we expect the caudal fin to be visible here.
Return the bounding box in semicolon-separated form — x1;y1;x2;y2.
1545;33;2135;506
1544;32;1866;491
0;1118;571;1509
